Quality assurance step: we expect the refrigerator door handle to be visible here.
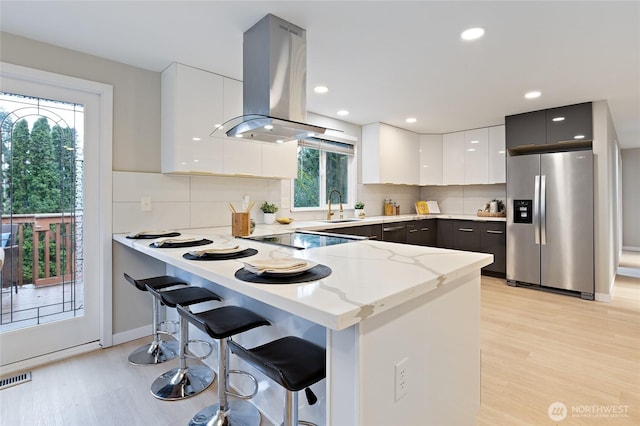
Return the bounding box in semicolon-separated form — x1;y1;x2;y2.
534;175;540;245
540;174;547;245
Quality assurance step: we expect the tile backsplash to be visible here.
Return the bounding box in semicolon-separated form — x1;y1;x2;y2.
420;184;506;215
113;171;506;233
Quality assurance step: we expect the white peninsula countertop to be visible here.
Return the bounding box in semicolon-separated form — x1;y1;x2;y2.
114;226;492;331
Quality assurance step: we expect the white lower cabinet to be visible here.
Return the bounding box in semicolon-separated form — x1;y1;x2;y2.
362;122;419;185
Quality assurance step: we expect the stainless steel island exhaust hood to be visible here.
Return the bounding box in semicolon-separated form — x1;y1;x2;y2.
214;14;328;143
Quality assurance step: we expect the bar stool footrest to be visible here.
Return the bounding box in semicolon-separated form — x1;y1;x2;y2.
185;339;214;361
225;370;259;400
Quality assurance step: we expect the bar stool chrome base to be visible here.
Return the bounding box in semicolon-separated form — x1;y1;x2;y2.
189;398;261;426
128;339;178;365
150;365;215;400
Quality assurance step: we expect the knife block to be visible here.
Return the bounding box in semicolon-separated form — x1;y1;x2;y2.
232;212;250;237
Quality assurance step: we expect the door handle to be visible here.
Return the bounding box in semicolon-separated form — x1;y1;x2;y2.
486;230;503;234
408;229;418;233
420;228;429;231
534;175;540;245
383;226;405;232
540;174;546;245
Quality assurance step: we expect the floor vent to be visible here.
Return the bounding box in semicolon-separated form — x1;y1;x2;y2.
0;371;32;390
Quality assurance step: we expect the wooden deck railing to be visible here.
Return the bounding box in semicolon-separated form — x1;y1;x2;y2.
2;214;75;287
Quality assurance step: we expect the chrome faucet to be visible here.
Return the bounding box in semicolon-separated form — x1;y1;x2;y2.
327;189;344;220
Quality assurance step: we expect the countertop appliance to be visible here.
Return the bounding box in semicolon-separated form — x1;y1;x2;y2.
506;150;594;299
241;230;366;250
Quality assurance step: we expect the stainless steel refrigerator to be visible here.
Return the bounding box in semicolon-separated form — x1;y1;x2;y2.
506;150;594;299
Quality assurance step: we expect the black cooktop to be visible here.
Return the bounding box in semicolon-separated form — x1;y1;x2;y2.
242;230;365;250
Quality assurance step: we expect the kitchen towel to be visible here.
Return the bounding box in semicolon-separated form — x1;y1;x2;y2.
183;248;258;261
150;238;213;248
235;264;331;284
127;230;181;239
243;258;310;275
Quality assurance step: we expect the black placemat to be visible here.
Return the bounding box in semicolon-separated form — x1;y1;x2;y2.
127;232;181;239
234;264;332;284
182;248;258;261
150;239;213;248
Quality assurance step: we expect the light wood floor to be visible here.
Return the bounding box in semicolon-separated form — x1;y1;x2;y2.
1;254;638;426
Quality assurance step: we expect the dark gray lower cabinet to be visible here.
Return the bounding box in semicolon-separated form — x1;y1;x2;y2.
323;224;383;240
480;222;506;275
406;220;437;246
452;220;481;252
382;222;407;243
437;219;454;249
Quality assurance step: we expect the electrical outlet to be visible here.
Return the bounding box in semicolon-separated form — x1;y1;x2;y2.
141;196;152;212
394;357;408;401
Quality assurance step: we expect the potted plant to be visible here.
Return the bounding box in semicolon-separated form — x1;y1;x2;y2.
260;201;279;224
354;201;365;218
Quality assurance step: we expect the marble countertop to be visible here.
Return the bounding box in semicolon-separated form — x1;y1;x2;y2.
114;225;492;331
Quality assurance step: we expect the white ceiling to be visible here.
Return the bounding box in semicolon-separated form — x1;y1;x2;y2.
1;1;639;148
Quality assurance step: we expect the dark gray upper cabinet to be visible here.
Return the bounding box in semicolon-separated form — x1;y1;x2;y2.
505;109;546;150
545;102;592;144
506;102;592;151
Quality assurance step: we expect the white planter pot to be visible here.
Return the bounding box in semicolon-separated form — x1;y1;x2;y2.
354;209;365;219
263;212;276;224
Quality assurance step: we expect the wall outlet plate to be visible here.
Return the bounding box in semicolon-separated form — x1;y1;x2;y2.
394;357;408;401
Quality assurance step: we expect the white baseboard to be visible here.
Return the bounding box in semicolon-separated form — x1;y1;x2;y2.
622;246;640;252
0;341;102;377
112;324;152;346
595;292;612;303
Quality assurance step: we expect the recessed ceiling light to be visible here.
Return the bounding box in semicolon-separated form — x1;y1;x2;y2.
192;137;201;141
574;134;585;139
235;134;243;138
337;110;349;116
467;148;476;152
276;140;284;144
525;91;541;99
314;86;328;94
552;116;565;122
461;27;485;41
406;117;417;123
264;124;274;130
498;150;505;154
470;140;479;144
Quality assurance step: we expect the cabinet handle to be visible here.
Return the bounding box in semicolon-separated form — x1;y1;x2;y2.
458;228;474;232
420;228;429;231
408;229;418;233
486;230;503;234
383;226;405;232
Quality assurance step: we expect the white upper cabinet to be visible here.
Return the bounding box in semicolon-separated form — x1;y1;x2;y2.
162;63;224;174
162;63;297;178
362;122;419;185
442;131;465;185
488;125;506;183
463;127;489;184
419;134;443;185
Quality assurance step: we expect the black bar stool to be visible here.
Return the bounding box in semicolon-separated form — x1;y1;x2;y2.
177;304;271;426
148;284;222;400
123;273;189;365
228;336;326;426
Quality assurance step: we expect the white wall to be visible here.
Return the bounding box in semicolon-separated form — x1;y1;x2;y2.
621;148;640;250
592;100;621;300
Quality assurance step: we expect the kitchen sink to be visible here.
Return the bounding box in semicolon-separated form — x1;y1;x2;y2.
317;218;364;223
